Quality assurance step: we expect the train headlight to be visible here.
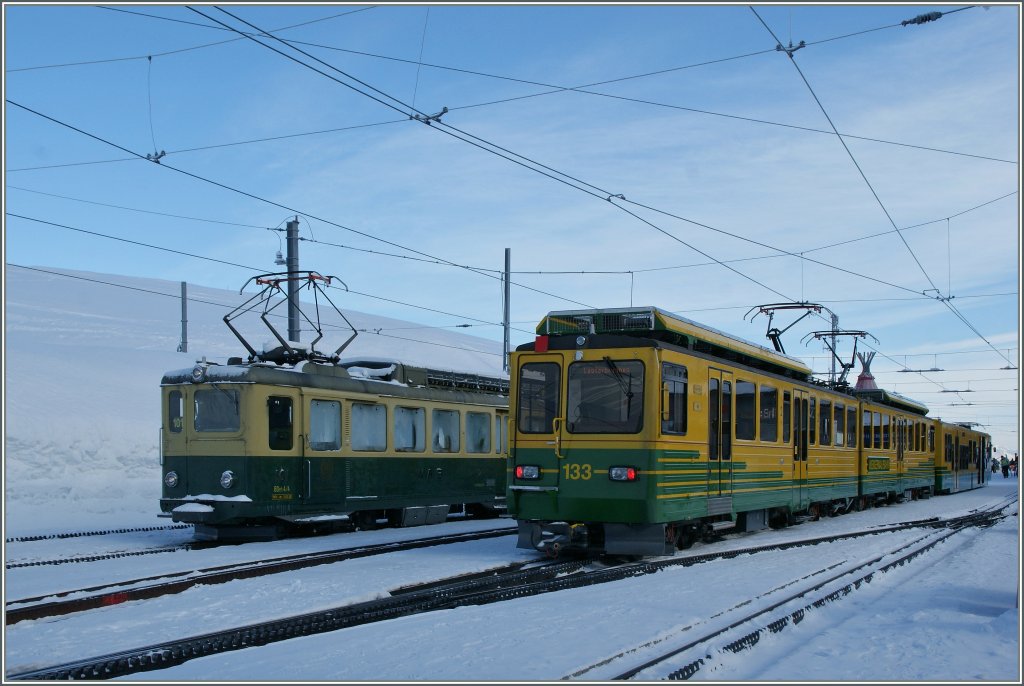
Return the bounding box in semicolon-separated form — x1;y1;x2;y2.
220;470;235;489
515;465;541;480
191;364;207;383
164;471;179;488
608;466;638;482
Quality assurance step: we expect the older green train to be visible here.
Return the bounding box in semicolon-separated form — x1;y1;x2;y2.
159;358;509;540
158;271;510;540
508;307;992;556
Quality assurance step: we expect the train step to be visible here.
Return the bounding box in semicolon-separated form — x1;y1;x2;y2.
710;520;736;531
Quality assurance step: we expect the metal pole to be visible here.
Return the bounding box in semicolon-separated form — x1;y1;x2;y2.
286;217;300;342
177;281;188;353
503;248;511;373
830;312;838;388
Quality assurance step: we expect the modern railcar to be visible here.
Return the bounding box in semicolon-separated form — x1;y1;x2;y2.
507;306;990;557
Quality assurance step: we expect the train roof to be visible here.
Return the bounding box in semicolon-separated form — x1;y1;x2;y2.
536;306;813;378
161;358;509;404
852;387;929;416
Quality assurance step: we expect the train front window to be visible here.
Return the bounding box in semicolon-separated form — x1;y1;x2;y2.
194;388;240;432
517;362;561;433
268;396;293;450
567;359;644;434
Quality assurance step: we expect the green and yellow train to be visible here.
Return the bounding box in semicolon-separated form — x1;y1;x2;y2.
508;307;991;556
159;358;509;540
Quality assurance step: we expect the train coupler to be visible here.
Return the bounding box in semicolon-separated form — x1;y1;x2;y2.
516;521;588;557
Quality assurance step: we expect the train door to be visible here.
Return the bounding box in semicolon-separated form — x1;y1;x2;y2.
707;369;734;513
301;393;345;506
510;356;564;495
895;417;906;493
954;433;962;492
792;389;810;509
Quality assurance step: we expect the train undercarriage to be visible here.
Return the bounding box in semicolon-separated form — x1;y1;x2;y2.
517;487;936;558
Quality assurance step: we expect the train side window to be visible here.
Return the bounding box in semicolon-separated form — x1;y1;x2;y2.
760;385;778;442
661;363;688;435
394;406;425;452
168;390;184;433
819;399;832;447
834;402;844;447
517;363;560;434
496;415;508;455
466;412;491;453
782;391;791;443
309;399;341;451
873;412;882;449
194;388;240;432
268;396;293;450
882;414;890;450
352;403;387;451
846;406;856;447
808;397;817;445
735;380;756;440
928;425;935;452
432;409;460;453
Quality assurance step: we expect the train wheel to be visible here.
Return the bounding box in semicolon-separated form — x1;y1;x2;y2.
768;508;790;529
353;511;380;531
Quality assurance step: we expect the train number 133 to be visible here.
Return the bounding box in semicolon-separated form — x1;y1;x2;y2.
562;463;593;480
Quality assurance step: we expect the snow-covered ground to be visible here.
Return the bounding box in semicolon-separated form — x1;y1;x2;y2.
3;267;1021;682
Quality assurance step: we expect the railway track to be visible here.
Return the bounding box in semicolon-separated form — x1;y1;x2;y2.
4;524;192;544
5;526;516;625
6;501;1012;681
567;498;1015;680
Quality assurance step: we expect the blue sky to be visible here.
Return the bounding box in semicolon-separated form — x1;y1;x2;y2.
3;2;1020;450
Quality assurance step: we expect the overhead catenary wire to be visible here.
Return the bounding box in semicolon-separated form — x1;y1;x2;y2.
166;7;1018;314
6;263;506;359
4;213;535;335
4;99;596;313
8;184;1014;297
9;7;1013;173
192;7;803;306
9;9;1015;397
748;6;1015;370
9;27;1014;377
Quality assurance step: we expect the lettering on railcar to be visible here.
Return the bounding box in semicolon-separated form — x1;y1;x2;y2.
867;456;890;472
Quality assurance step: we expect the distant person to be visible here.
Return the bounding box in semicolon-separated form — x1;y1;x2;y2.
1010;457;1017;478
1000;454;1009;478
991;457;999;474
